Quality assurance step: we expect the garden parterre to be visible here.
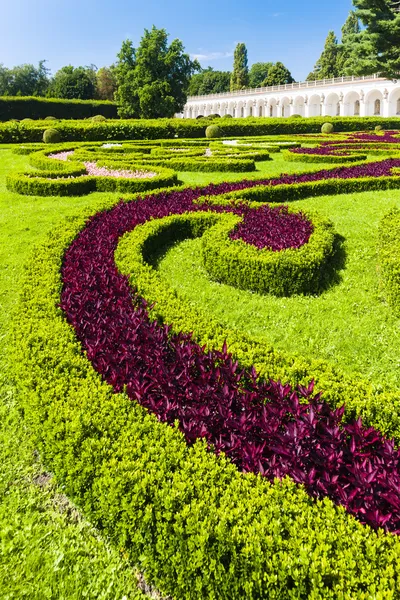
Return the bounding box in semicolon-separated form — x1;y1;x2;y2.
8;130;400;598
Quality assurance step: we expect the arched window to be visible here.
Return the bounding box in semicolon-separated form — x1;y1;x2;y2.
336;102;341;116
281;105;284;117
374;99;381;115
270;105;273;117
249;106;253;117
240;106;244;117
354;100;360;116
233;108;236;117
259;105;263;117
397;98;400;115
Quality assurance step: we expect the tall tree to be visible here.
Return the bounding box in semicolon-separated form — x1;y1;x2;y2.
249;62;273;88
230;43;249;91
262;62;294;86
49;65;96;99
349;0;400;78
115;27;199;118
188;68;231;95
0;61;50;96
96;66;117;100
307;31;340;80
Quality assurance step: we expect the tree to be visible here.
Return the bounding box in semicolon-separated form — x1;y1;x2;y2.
115;27;199;119
188;68;231;95
307;31;340;80
230;43;249;91
249;62;273;88
49;65;96;99
262;62;294;86
336;11;361;75
348;0;400;78
96;66;117;100
0;61;50;96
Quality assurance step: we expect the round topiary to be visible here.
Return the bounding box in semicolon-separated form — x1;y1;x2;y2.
321;122;334;134
290;114;302;119
205;125;223;139
91;115;107;122
45;116;57;121
222;114;233;118
375;125;383;132
196;115;205;119
207;114;221;120
21;118;33;122
43;128;61;144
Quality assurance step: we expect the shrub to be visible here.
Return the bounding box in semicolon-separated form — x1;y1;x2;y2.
375;125;383;132
290;114;302;118
207;114;221;119
206;125;223;139
43;128;61;143
91;115;107;122
21;118;33;122
321;122;334;134
196;115;204;119
45;116;57;121
0;96;117;120
222;114;233;118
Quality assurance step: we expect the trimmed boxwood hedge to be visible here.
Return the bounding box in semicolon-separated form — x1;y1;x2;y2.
11;184;400;599
0;96;117;121
282;149;368;163
379;207;400;316
201;210;337;296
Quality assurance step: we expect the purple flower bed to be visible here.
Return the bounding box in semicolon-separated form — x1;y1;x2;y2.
61;159;400;533
230;205;313;250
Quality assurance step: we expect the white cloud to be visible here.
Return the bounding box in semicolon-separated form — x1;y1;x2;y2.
190;51;234;62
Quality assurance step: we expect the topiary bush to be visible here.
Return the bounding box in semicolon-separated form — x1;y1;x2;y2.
91;115;107;122
290;114;302;119
196;115;204;119
42;128;61;143
321;122;334;134
206;125;223;139
21;118;33;122
45;116;57;121
222;114;233;118
375;125;383;132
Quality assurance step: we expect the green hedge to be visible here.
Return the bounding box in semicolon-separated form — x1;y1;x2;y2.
0;96;118;121
201;211;337;296
2;115;400;144
282;149;368;163
378;207;400;316
11;191;400;599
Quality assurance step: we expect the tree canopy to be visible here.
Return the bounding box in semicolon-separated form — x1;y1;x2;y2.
230;43;249;91
0;61;50;96
249;62;273;88
188;68;231;96
49;65;97;100
307;31;340;80
114;26;199;118
263;62;294;86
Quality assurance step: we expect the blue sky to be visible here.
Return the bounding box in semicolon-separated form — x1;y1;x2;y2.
1;0;354;82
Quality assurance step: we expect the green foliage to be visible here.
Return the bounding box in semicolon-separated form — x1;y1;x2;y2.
49;65;97;100
249;62;273;88
43;128;61;143
0;96;117;121
336;11;361;75
350;0;400;78
379;207;400;315
282;149;367;163
321;122;334;134
0;60;50;96
230;43;249;91
188;68;231;95
307;32;340;80
91;114;107;122
262;62;295;86
200;211;338;296
95;66;117;101
44;115;57;120
205;124;223;138
115;27;199;119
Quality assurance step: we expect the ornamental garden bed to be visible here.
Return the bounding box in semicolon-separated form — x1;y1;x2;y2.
4;131;400;598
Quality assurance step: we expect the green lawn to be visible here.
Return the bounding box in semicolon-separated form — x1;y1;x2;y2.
1;145;398;597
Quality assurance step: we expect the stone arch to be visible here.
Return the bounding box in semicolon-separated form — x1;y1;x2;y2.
324;93;340;117
388;87;400;116
280;96;291;118
365;89;383;116
308;94;321;117
228;101;235;117
268;98;277;118
293;95;305;117
256;100;265;117
237;101;245;118
343;91;361;117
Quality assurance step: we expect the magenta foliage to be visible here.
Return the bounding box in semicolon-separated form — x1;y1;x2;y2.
230;205;313;250
61;159;400;533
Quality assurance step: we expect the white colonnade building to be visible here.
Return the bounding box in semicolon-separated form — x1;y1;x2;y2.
180;75;400;119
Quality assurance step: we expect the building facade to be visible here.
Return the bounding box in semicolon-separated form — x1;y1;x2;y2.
180;75;400;119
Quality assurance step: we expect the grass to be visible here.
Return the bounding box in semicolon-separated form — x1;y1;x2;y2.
1;143;398;596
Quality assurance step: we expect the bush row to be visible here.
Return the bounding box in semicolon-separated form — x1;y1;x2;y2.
282;149;368;163
11;187;400;600
378;207;400;316
2;116;400;143
0;96;118;121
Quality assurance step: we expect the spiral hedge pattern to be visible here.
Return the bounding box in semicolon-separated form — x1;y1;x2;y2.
12;133;400;598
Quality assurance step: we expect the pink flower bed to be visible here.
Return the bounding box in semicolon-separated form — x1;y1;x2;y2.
84;162;156;179
48;150;75;161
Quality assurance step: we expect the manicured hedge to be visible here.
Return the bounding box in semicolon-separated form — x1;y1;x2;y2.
0;96;118;121
282;149;368;163
2;115;400;144
379;207;400;316
201;210;337;296
12;187;400;600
